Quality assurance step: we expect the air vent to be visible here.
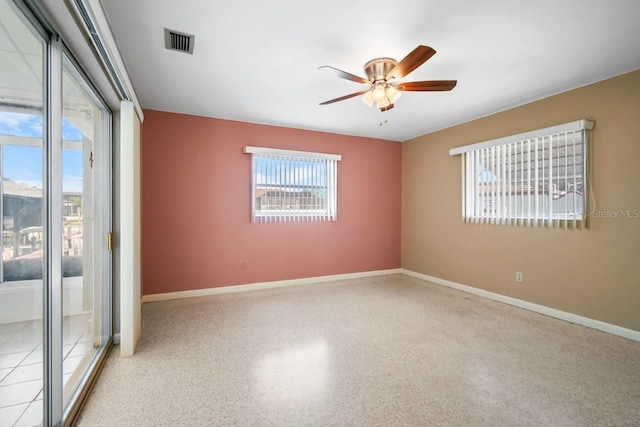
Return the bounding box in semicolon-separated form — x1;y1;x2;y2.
164;28;194;54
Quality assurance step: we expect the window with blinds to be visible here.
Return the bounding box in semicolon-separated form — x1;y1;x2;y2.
449;120;594;228
244;146;341;222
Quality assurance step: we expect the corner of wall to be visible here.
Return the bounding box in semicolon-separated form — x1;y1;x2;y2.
118;100;141;357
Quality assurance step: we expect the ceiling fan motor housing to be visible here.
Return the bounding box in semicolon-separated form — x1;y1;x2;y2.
364;58;397;82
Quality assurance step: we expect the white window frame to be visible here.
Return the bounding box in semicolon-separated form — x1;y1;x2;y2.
450;120;594;228
244;146;341;223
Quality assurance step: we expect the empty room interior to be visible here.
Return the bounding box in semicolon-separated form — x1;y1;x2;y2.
0;0;639;426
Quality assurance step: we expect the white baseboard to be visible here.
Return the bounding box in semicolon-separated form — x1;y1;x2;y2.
139;267;639;342
401;269;640;342
141;268;403;303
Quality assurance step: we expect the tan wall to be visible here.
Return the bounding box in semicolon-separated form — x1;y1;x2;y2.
402;69;640;332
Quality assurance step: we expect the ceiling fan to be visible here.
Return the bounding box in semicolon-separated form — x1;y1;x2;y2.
318;45;457;112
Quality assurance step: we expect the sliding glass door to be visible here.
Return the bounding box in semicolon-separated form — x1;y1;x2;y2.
61;55;111;414
0;1;112;425
0;1;45;424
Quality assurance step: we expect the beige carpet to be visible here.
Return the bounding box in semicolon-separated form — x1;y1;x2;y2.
78;274;640;426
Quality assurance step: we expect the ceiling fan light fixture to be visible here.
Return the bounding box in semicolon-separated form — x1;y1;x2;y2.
386;85;401;104
361;84;400;110
372;82;387;101
376;96;391;109
361;90;374;106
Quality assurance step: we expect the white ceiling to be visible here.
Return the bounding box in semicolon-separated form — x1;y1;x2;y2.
100;0;640;142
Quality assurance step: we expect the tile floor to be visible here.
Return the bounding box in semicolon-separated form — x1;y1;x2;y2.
0;314;94;427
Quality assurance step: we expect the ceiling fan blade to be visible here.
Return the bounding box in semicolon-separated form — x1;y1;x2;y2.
386;45;436;80
396;80;457;91
318;66;370;84
319;90;369;105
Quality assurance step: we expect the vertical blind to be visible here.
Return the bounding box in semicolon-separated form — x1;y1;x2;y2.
449;120;594;228
244;146;341;223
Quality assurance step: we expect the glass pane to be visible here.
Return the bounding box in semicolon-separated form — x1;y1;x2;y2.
0;0;45;425
61;60;108;408
2;143;43;277
253;155;329;220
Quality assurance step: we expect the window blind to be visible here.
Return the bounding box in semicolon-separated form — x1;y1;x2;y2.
244;146;341;223
449;120;594;228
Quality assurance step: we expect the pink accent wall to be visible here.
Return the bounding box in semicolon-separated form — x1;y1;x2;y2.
141;109;401;295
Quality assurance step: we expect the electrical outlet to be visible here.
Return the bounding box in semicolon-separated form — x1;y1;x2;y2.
516;272;523;282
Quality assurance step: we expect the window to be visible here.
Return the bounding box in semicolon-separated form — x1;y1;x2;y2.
449;120;594;228
244;146;341;222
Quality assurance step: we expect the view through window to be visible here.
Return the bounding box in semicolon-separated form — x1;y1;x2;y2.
0;112;84;282
245;146;341;222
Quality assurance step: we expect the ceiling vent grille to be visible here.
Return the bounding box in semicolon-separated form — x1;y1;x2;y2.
164;28;194;54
